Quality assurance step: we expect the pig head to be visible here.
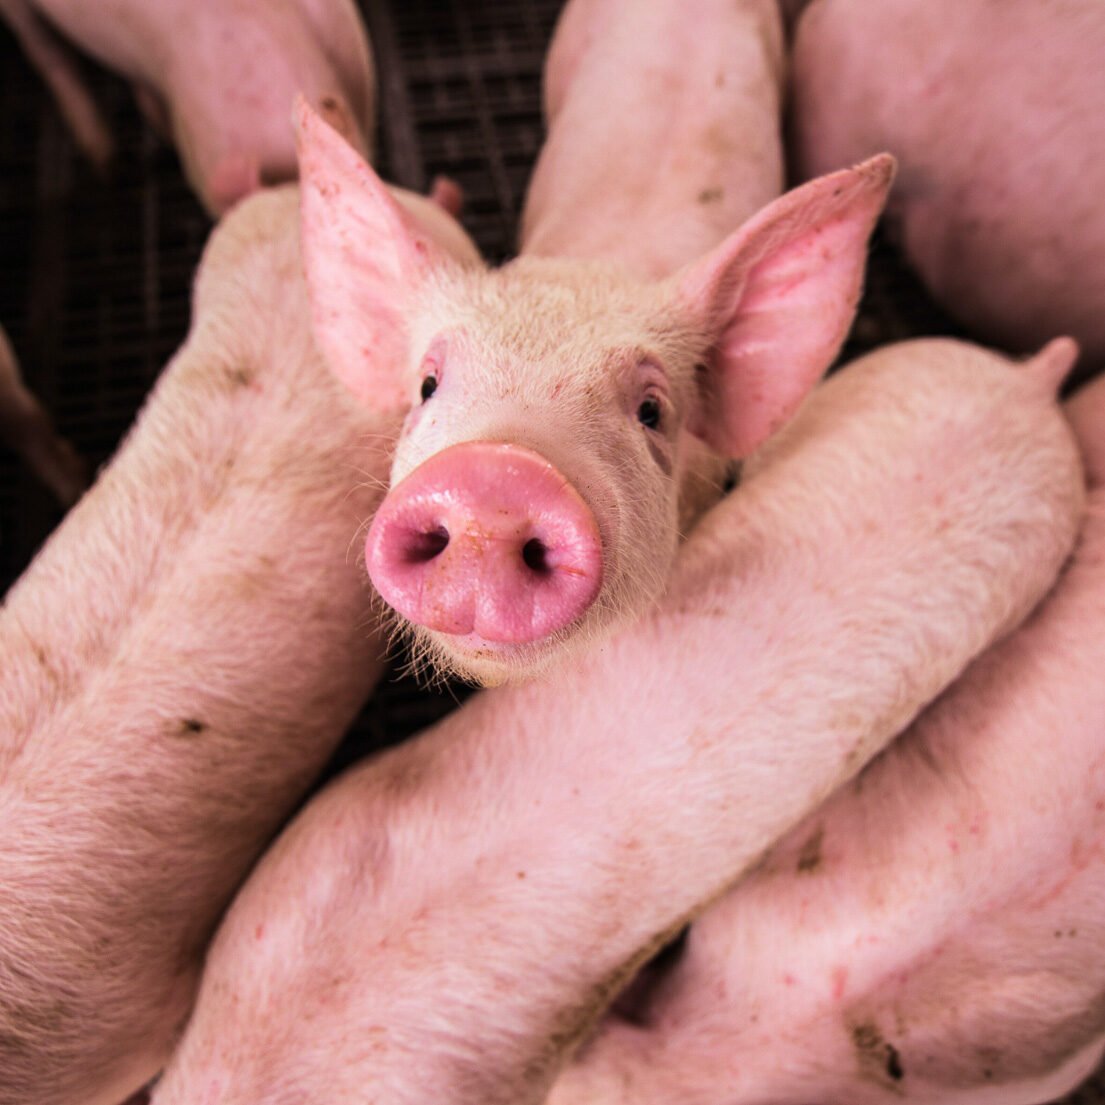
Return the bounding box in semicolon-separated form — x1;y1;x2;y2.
296;100;895;685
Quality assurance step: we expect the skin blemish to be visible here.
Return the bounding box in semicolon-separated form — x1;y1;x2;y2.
178;718;206;735
228;366;253;388
697;187;724;205
796;825;824;873
852;1021;906;1087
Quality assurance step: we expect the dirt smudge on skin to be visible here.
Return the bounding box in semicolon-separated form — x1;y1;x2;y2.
796;825;824;873
852;1020;906;1089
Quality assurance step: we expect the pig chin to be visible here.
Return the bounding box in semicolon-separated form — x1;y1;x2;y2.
402;602;616;687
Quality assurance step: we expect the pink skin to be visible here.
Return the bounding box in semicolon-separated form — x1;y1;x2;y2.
10;0;375;216
790;0;1105;366
0;186;478;1105
521;0;785;279
0;322;87;505
366;441;604;646
547;369;1105;1105
297;97;894;684
150;337;1083;1105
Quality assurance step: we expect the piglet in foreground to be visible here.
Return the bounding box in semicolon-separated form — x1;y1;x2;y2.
297;101;894;685
790;0;1105;368
0;185;478;1105
2;0;375;215
151;336;1082;1105
548;362;1105;1105
0;322;86;505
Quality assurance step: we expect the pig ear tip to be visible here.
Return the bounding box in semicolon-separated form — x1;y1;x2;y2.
293;94;320;138
861;151;897;185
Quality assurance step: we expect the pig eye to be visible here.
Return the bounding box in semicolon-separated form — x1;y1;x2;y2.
420;374;438;402
637;396;662;430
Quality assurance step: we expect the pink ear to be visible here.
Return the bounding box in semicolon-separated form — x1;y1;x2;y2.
295;97;449;411
676;154;896;457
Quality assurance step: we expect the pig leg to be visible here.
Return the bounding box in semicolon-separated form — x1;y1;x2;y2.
0;185;477;1105
0;0;113;169
0;324;87;506
548;368;1105;1105
149;338;1082;1105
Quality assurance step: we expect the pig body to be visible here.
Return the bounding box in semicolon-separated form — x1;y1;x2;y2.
150;337;1083;1105
790;0;1105;366
0;322;86;505
0;185;477;1105
547;367;1105;1105
3;0;375;215
297;66;892;684
520;0;786;280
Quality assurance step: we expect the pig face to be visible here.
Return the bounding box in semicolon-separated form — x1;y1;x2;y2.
296;100;893;685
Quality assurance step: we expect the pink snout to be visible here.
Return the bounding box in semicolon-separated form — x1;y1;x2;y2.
366;442;604;645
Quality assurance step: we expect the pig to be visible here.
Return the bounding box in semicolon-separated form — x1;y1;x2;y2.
1;0;376;216
789;0;1105;368
520;0;787;280
546;365;1105;1105
0;321;87;505
296;98;895;687
0;184;478;1105
149;335;1083;1105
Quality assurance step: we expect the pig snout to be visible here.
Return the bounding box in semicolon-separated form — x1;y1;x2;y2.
365;441;603;646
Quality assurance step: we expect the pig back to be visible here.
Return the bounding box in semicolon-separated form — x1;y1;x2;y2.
0;186;394;1105
790;0;1105;364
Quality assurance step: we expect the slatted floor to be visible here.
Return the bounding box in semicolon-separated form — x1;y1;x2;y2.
0;3;1100;1101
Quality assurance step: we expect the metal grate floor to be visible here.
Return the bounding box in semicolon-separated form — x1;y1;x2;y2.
0;3;1100;1101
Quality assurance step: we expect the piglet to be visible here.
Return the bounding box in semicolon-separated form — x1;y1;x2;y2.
0;321;86;505
790;0;1105;367
0;184;478;1105
2;0;376;215
547;360;1105;1105
520;0;786;279
150;335;1082;1105
297;100;894;685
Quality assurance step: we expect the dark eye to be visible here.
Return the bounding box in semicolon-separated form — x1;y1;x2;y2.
420;374;438;402
637;396;662;430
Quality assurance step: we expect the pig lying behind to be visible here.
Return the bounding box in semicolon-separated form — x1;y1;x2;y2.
297;100;895;686
1;0;376;216
0;184;478;1105
520;0;786;280
790;0;1105;368
150;336;1083;1105
547;363;1105;1105
0;321;86;505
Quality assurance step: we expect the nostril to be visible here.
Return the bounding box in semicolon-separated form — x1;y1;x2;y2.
404;525;450;564
521;537;551;575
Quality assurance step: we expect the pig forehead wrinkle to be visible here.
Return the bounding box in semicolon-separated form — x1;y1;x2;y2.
423;259;702;377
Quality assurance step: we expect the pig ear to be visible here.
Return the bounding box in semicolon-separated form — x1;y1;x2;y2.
675;154;896;457
295;96;452;411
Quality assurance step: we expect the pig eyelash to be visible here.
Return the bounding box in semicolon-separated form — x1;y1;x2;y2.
420;374;438;402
